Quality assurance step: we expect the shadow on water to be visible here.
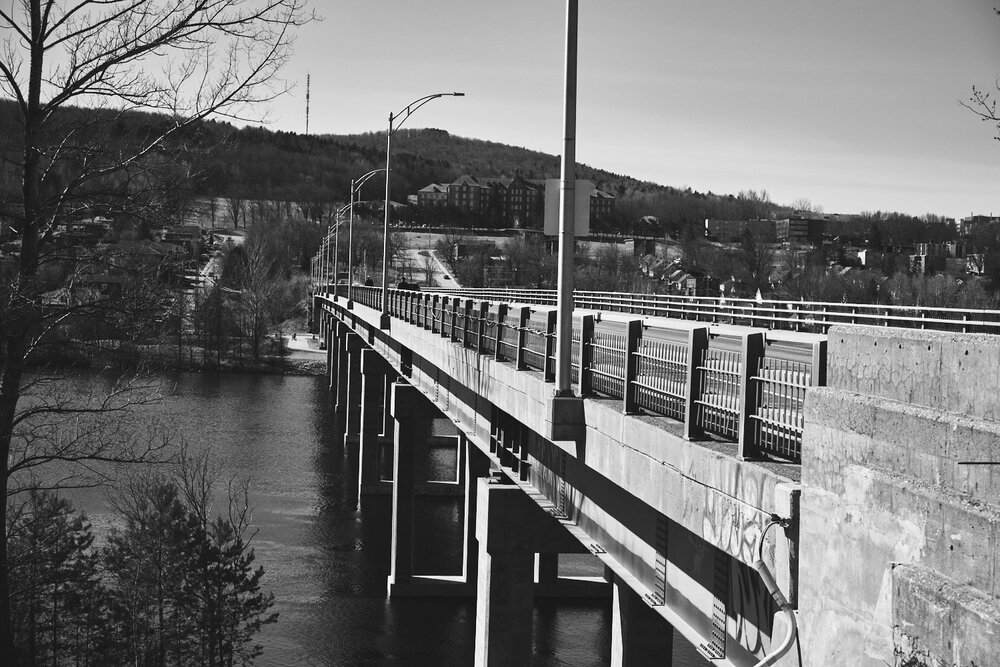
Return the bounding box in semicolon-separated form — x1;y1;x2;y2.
58;371;706;666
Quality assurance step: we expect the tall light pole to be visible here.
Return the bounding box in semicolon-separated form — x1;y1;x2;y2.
555;0;578;396
333;219;341;298
319;233;327;293
324;228;335;294
347;168;386;308
380;91;465;329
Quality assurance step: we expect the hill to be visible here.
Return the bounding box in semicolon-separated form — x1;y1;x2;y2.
0;100;788;236
197;124;788;236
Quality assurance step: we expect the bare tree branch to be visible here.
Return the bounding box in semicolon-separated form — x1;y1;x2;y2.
0;0;315;655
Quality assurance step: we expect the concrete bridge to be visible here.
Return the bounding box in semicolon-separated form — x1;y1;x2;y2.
313;287;1000;666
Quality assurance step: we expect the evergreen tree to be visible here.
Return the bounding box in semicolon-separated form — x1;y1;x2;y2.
7;490;107;666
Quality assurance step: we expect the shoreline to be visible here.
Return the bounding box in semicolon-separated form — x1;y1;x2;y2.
26;342;328;377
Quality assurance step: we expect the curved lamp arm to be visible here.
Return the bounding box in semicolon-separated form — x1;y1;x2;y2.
380;92;464;326
391;92;465;133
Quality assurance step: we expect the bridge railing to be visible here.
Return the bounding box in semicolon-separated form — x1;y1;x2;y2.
324;286;826;461
432;287;1000;335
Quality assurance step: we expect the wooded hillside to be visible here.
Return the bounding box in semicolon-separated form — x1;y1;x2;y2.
0;100;798;236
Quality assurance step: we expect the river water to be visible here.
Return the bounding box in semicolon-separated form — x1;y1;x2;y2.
60;371;706;666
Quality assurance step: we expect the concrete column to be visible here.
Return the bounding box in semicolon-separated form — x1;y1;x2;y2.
611;577;673;667
381;372;395;439
474;479;585;667
474;549;535;667
334;323;352;415
536;553;559;584
462;440;492;585
387;383;432;595
343;335;365;446
325;322;335;391
358;349;390;503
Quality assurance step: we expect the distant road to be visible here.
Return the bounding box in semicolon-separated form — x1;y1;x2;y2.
400;248;461;288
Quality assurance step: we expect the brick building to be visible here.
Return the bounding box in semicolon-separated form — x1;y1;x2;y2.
416;173;614;227
704;219;777;243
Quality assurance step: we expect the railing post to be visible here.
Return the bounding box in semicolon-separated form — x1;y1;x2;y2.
495;303;508;361
462;299;474;348
543;309;557;382
622;319;643;414
450;298;461;342
437;295;447;336
578;314;595;396
684;327;709;440
812;338;827;387
430;294;439;332
737;331;766;460
516;306;530;370
476;301;489;354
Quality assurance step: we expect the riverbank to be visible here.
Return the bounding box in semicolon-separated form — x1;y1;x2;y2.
26;338;327;377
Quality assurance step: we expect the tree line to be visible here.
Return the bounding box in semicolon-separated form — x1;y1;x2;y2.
8;457;275;667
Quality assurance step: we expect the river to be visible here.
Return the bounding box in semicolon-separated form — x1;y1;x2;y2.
59;370;707;666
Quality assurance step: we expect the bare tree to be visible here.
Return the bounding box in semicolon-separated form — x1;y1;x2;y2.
0;0;313;655
963;9;1000;141
226;195;246;229
736;189;773;220
736;230;775;295
233;237;276;361
206;196;219;228
789;198;823;215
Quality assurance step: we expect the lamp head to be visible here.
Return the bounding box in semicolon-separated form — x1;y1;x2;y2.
452;92;465;97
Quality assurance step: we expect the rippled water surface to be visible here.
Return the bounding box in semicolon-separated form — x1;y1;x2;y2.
66;371;706;666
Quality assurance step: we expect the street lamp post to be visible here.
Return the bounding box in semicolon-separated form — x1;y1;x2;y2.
380;91;464;329
332;217;347;300
346;168;386;308
324;229;334;294
319;234;327;293
555;0;578;396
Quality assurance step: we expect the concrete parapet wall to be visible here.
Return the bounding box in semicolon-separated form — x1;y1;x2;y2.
806;388;999;502
801;325;1000;666
827;324;1000;420
893;563;1000;666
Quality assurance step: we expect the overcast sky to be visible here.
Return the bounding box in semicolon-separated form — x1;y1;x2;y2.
260;1;1000;220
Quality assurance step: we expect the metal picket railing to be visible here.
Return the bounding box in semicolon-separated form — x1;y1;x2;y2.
318;286;830;462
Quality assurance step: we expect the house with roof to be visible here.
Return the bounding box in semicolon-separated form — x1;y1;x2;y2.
417;172;615;227
417;183;449;207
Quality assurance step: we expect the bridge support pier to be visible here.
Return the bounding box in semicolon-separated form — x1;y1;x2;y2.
343;335;365;446
474;479;587;667
334;323;357;416
358;349;392;502
611;576;673;666
387;383;475;597
386;383;423;595
461;438;492;585
325;320;335;389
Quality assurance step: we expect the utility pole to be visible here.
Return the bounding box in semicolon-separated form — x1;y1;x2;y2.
555;0;578;396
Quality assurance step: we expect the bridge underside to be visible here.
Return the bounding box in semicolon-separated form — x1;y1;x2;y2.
317;296;800;666
315;288;1000;666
